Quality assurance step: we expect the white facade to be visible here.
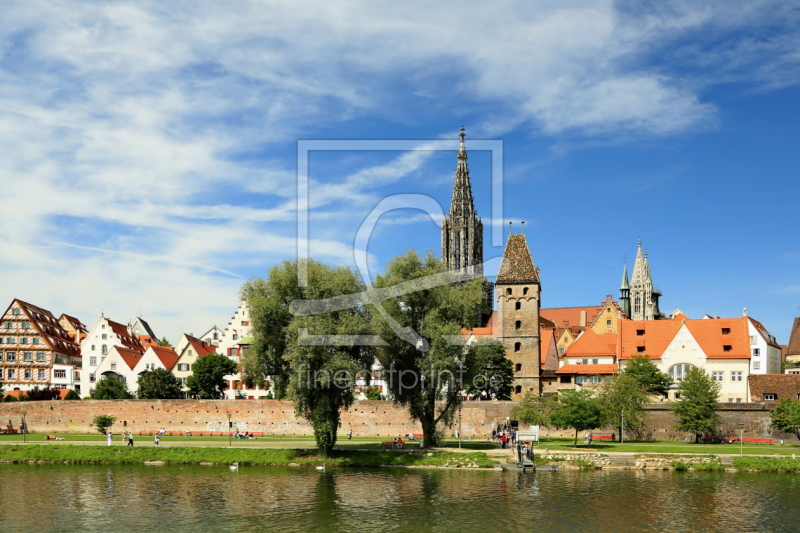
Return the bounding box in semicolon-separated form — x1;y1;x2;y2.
217;301;252;399
747;317;782;375
80;315;144;397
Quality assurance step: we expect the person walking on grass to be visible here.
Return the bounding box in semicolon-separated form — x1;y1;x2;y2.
107;432;113;446
127;432;134;446
154;434;160;447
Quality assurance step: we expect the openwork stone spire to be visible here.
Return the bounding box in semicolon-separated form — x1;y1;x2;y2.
629;240;662;320
442;126;483;275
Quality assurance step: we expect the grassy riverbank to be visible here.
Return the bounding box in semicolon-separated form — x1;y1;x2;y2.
0;445;495;468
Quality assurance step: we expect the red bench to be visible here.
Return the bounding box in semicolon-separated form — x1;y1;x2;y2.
741;438;773;445
0;429;18;434
593;435;613;440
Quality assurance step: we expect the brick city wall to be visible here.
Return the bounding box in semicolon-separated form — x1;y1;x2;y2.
0;400;796;442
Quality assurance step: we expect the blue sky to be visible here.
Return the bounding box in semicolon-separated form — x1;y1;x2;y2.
0;1;798;343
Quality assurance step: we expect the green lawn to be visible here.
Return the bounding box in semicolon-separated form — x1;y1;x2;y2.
534;438;800;456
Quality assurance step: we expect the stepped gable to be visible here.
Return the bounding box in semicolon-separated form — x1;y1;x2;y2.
496;234;539;284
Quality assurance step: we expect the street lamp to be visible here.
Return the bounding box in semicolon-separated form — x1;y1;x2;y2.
621;409;625;444
739;422;745;457
228;413;232;446
22;411;27;443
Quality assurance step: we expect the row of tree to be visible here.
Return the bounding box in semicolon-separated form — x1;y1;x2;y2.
510;357;727;444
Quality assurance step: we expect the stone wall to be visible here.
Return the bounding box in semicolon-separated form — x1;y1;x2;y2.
1;400;796;442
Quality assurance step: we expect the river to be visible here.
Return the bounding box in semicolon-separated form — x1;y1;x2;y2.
0;464;797;532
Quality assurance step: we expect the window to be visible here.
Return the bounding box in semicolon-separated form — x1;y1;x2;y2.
230;348;238;357
32;337;39;344
674;392;681;400
91;344;95;351
515;320;521;330
6;352;15;362
37;352;45;362
515;302;521;310
111;363;116;370
241;321;247;326
514;342;521;352
24;369;32;379
3;322;11;329
712;371;724;382
637;346;645;353
749;335;756;344
178;363;189;371
54;369;66;378
232;333;239;341
753;348;760;357
722;328;730;335
558;347;565;355
764;393;776;401
606;319;612;326
213;332;219;340
12;308;21;315
523;287;529;295
731;371;743;382
21;322;30;329
23;352;32;362
669;364;694;382
515;385;522;394
515;364;522;372
559;376;571;383
593;359;599;364
101;324;105;329
582;359;589;364
5;337;12;344
102;333;107;340
753;362;760;370
20;337;27;344
8;369;15;379
506;288;512;296
90;356;97;366
723;345;732;352
89;373;96;383
576;376;588;384
590;376;602;384
728;398;734;403
102;345;108;355
189;349;193;356
38;369;45;380
736;398;742;403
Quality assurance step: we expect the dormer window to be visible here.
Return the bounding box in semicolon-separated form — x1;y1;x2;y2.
636;330;645;336
722;328;730;335
723;345;732;352
637;346;645;353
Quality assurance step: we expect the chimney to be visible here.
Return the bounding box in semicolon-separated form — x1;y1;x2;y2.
563;320;569;328
580;311;587;327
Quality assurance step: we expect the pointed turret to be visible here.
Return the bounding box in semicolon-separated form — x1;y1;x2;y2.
442;126;483;276
628;240;662;320
497;234;539;284
620;263;630;317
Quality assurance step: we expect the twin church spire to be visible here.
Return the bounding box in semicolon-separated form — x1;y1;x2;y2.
442;126;483;276
620;240;662;320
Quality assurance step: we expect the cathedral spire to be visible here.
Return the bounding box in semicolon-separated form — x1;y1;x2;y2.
628;240;662;320
442;126;483;275
620;263;630;317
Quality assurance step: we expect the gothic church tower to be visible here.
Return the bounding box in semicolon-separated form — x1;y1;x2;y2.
629;241;662;320
495;233;541;399
442;126;483;276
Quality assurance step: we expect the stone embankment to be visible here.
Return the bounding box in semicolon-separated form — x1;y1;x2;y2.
535;452;729;470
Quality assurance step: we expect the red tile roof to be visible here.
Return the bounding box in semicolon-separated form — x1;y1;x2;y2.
106;319;145;353
562;329;616;357
186;335;218;357
150;345;179;370
555;364;619;375
541;306;601;331
139;335;159;348
788;317;800;357
540;327;556;365
618;319;683;360
116;347;144;370
619;317;750;360
496;234;539;283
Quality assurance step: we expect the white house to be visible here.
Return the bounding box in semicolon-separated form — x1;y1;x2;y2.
746;315;782;375
80;314;145;397
93;345;178;396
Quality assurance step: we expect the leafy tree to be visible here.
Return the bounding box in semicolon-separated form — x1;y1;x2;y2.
671;367;721;441
371;250;490;448
137;369;185;399
239;346;265;390
364;386;383;401
159;337;172;347
549;389;604;446
510;392;559;428
285;259;375;458
26;386;62;401
597;374;649;441
187;353;238;399
91;378;134;400
92;414;116;434
3;394;17;402
770;398;800;440
622;355;671;398
64;389;81;400
241;261;307;400
464;343;514;400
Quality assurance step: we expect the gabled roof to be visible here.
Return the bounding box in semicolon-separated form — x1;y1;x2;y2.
748;316;780;348
618;319;683;360
106;319;145;353
116;346;145;370
59;314;88;333
788;317;800;357
131;317;158;340
150;345;179;370
185;334;218;357
496;234;539;284
619;317;751;360
540;327;556;365
6;299;81;356
749;374;800;401
139;335;159;348
562;329;616;358
555;364;619;375
541;306;601;331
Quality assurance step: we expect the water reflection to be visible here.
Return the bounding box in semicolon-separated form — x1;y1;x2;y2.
0;465;797;533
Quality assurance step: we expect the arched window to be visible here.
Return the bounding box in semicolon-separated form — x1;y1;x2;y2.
515;302;521;310
514;342;521;352
506;288;512;296
515;320;521;330
523;287;529;296
669;364;694;382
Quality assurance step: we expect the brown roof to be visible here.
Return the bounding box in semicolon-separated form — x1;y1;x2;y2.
186;335;218;357
748;374;800;402
562;329;616;358
555;364;619;375
7;299;81;357
116;346;144;370
541;306;601;331
150;345;180;370
106;319;145;353
787;317;800;356
496;234;539;284
748;317;780;348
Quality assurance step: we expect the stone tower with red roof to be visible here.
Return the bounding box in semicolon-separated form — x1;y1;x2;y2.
441;126;483;277
495;233;541;399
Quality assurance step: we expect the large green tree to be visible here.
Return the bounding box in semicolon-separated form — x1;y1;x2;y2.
92;415;116;434
770;398;800;440
464;342;514;401
671;366;721;441
187;353;238;399
549;389;604;446
622;355;671;398
241;260;307;399
137;369;185;399
597;374;649;441
26;387;62;401
371;250;490;447
510;391;559;428
284;259;375;457
91;378;134;399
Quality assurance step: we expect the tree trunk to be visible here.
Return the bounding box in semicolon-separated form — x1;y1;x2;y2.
574;428;578;447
